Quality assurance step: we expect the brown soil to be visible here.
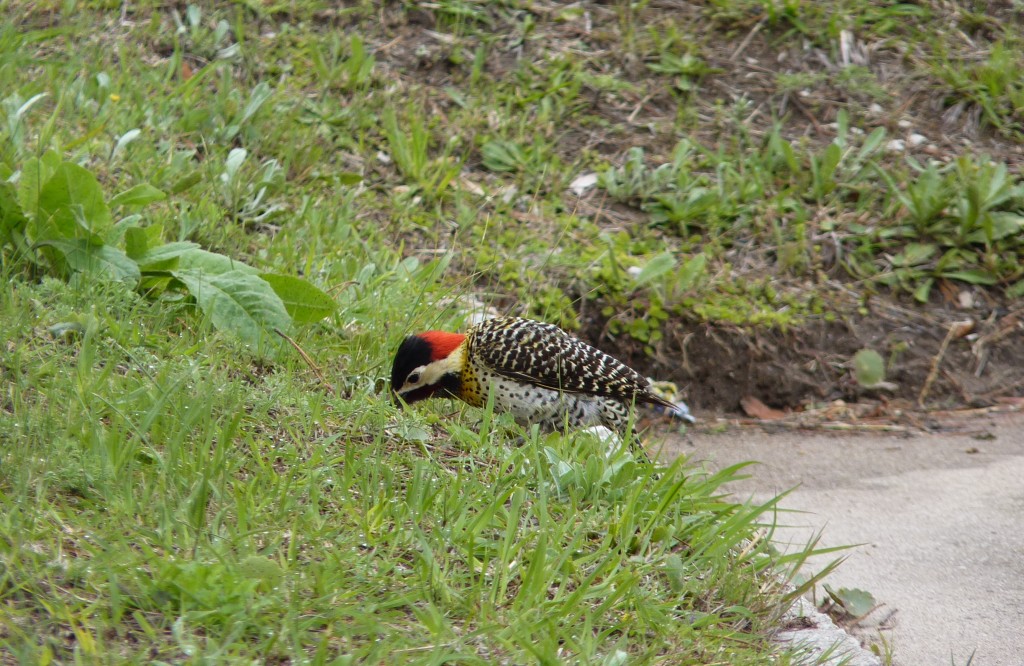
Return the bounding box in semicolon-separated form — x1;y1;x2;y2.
584;295;1024;417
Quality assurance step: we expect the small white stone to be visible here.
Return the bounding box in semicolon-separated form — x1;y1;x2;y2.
869;103;884;115
897;119;912;129
908;132;928;147
499;184;518;204
569;172;598;196
886;139;906;152
823;122;864;135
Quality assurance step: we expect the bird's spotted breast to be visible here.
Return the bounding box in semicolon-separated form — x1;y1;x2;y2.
459;359;485;408
462;358;625;431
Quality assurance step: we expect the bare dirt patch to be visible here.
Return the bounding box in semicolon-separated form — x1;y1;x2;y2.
583;293;1024;417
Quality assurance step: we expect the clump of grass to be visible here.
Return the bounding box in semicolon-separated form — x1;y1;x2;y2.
933;39;1024;139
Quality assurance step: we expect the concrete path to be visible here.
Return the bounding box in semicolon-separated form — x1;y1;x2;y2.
661;413;1024;666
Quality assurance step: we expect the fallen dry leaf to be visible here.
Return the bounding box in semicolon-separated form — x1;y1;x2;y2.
741;396;787;420
951;320;975;339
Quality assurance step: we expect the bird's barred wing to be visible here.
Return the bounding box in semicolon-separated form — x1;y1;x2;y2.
471;317;673;407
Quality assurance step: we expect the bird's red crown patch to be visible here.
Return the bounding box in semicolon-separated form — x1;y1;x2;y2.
420;330;466;361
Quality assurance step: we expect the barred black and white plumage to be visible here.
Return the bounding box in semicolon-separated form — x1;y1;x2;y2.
467;317;672;409
390;316;674;451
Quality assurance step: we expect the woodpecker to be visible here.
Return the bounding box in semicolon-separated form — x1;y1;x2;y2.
390;316;675;447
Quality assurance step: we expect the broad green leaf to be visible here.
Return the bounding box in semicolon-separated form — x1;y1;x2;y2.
222;148;247;184
172;268;291;354
633;251;676;287
0;180;27;246
238;81;273;127
238;555;283;591
109;183;166;209
37;238;140;284
140;224;165;258
941;269;998;285
17;150;62;214
979;163;1010;208
413;253;453;282
259;273;337;324
399;425;430;442
852;349;885;388
967;211;1024;243
857;127;887;161
481;141;525;172
891;242;937;267
125;227;149;259
824;585;877;619
913;277;934;303
47;321;86;338
36;162;112;240
1007;279;1024;299
815;143;839;196
169;171;203;194
125;223;166;261
106;213;145;246
336;172;363;186
177;248;258;275
676;253;706;291
136;243;257;276
135;241;202;270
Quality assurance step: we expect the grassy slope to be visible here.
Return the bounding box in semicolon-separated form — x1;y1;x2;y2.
1;284;815;666
2;0;1023;662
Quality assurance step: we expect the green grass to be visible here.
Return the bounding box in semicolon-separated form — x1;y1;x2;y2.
2;0;1023;661
0;276;826;662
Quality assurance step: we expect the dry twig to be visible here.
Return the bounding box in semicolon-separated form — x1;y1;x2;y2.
919;321;973;408
275;328;334;395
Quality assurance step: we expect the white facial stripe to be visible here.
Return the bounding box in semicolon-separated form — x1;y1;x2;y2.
419;361;452;386
399;344;465;394
400;364;430;393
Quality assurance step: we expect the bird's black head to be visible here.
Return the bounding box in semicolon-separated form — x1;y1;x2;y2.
391;335;433;403
390;331;465;405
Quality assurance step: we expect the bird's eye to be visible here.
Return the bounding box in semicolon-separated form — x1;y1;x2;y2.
407;372;421;385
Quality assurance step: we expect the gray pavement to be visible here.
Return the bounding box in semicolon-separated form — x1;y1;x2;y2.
662;414;1024;666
